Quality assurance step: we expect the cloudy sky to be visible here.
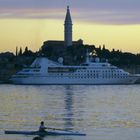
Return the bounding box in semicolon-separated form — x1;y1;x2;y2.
0;0;140;53
0;0;140;24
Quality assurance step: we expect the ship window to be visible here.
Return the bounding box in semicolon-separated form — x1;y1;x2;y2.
23;69;30;72
33;70;40;72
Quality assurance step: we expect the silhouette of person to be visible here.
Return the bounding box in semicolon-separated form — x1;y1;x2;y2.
39;121;47;132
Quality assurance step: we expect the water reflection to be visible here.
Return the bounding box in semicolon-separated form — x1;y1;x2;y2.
1;85;140;140
32;136;43;140
64;86;74;129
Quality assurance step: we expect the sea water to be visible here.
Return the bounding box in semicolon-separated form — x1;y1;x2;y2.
0;85;140;140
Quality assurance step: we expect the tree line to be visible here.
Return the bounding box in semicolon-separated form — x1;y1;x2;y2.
1;44;140;67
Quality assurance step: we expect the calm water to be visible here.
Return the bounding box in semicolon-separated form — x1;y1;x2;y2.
0;85;140;140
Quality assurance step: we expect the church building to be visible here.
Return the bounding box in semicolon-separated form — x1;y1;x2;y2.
42;6;83;49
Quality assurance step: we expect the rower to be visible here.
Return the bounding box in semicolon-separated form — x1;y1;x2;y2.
39;121;47;132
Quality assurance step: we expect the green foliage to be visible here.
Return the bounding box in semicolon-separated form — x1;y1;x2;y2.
1;44;140;67
40;44;140;65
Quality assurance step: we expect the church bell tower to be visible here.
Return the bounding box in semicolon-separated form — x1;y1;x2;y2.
64;6;72;47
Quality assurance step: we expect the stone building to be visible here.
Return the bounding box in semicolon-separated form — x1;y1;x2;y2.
42;6;83;50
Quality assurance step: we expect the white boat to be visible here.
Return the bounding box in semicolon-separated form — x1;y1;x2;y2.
10;56;140;85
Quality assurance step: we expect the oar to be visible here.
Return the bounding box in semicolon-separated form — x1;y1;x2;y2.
46;127;73;132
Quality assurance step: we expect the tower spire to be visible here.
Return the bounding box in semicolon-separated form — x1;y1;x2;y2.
64;6;72;47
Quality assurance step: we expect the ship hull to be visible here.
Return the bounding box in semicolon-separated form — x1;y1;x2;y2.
5;130;86;136
11;75;139;85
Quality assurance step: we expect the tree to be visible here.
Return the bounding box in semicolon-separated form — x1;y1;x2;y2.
16;46;18;56
25;46;28;53
19;47;22;56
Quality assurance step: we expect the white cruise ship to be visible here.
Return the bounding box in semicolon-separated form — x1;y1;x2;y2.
11;56;139;85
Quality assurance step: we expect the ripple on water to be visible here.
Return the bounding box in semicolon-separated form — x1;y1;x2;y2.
0;85;140;140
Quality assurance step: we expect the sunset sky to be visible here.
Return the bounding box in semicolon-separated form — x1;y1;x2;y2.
0;0;140;54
